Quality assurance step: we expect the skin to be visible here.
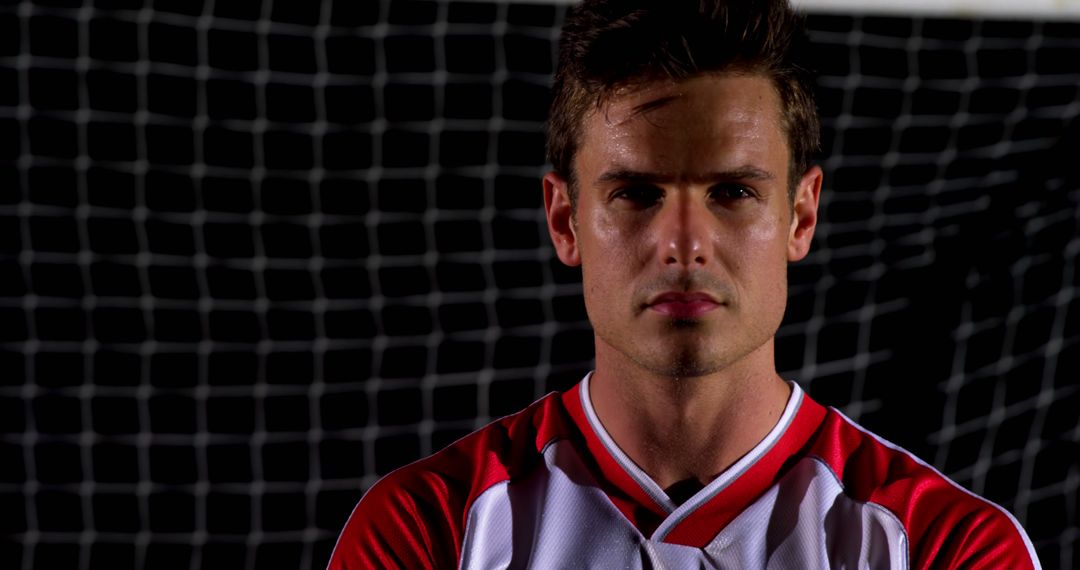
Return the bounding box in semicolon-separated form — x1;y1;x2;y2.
543;73;822;497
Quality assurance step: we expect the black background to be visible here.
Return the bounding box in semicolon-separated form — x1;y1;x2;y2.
2;1;1078;568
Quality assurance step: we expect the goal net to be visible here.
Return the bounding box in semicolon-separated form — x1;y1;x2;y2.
2;0;1077;568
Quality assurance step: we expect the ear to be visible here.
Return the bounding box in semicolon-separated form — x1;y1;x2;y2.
543;171;581;267
787;165;822;262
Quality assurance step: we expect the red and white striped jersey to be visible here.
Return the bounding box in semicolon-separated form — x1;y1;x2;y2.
328;374;1040;569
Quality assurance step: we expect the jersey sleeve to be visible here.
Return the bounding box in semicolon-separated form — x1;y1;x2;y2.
326;469;464;570
810;408;1041;570
325;393;570;570
918;503;1041;570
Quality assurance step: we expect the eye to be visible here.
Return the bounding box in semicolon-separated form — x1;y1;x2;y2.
709;184;756;202
612;185;663;208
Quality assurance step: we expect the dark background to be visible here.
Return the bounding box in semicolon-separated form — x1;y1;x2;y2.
1;0;1078;568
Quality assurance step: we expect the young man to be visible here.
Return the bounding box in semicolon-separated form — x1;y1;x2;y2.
329;0;1040;567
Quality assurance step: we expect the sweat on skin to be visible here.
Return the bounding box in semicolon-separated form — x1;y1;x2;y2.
542;72;822;496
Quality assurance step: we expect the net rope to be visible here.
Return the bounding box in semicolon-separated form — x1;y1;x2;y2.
1;1;1078;568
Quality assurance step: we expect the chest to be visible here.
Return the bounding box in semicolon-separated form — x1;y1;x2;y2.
459;444;908;569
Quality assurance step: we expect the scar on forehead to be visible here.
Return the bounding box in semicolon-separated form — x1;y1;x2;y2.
603;89;684;127
631;95;680;116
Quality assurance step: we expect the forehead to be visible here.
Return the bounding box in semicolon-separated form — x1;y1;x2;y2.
576;73;788;179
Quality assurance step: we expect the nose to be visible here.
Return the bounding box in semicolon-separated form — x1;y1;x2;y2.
658;192;709;268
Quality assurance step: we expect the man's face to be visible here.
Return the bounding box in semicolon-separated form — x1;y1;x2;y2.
543;73;821;378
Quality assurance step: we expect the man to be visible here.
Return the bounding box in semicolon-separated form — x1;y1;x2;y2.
329;0;1040;567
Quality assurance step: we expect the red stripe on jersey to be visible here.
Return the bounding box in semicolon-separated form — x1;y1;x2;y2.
662;394;828;547
327;391;573;569
330;378;1039;569
807;411;1038;570
561;384;671;536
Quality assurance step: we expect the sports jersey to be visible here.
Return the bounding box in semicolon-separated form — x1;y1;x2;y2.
328;373;1040;569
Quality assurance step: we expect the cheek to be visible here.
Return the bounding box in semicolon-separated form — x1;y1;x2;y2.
742;208;786;245
721;213;790;289
585;210;651;265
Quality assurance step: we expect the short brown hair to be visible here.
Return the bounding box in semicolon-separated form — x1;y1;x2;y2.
546;0;820;204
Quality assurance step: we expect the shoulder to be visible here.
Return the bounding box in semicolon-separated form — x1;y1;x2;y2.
805;407;1040;570
326;391;574;569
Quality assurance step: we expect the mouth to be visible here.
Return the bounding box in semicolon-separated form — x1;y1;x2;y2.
646;291;723;319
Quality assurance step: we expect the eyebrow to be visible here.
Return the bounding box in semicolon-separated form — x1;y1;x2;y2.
595;166;775;186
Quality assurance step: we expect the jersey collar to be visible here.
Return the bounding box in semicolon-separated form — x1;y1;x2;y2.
562;372;827;546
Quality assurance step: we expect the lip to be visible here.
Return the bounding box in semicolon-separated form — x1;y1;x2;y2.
646;292;723;318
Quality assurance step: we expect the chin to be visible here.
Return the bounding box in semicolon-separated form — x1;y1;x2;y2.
598;326;738;379
639;345;728;379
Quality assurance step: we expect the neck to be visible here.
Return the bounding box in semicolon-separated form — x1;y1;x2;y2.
589;339;792;495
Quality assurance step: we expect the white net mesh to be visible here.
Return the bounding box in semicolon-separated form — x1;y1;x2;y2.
1;1;1078;568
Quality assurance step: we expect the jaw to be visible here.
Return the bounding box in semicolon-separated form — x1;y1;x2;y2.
595;317;750;380
591;327;784;434
637;325;727;379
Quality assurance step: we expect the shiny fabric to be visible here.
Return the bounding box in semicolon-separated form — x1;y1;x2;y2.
327;375;1040;569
